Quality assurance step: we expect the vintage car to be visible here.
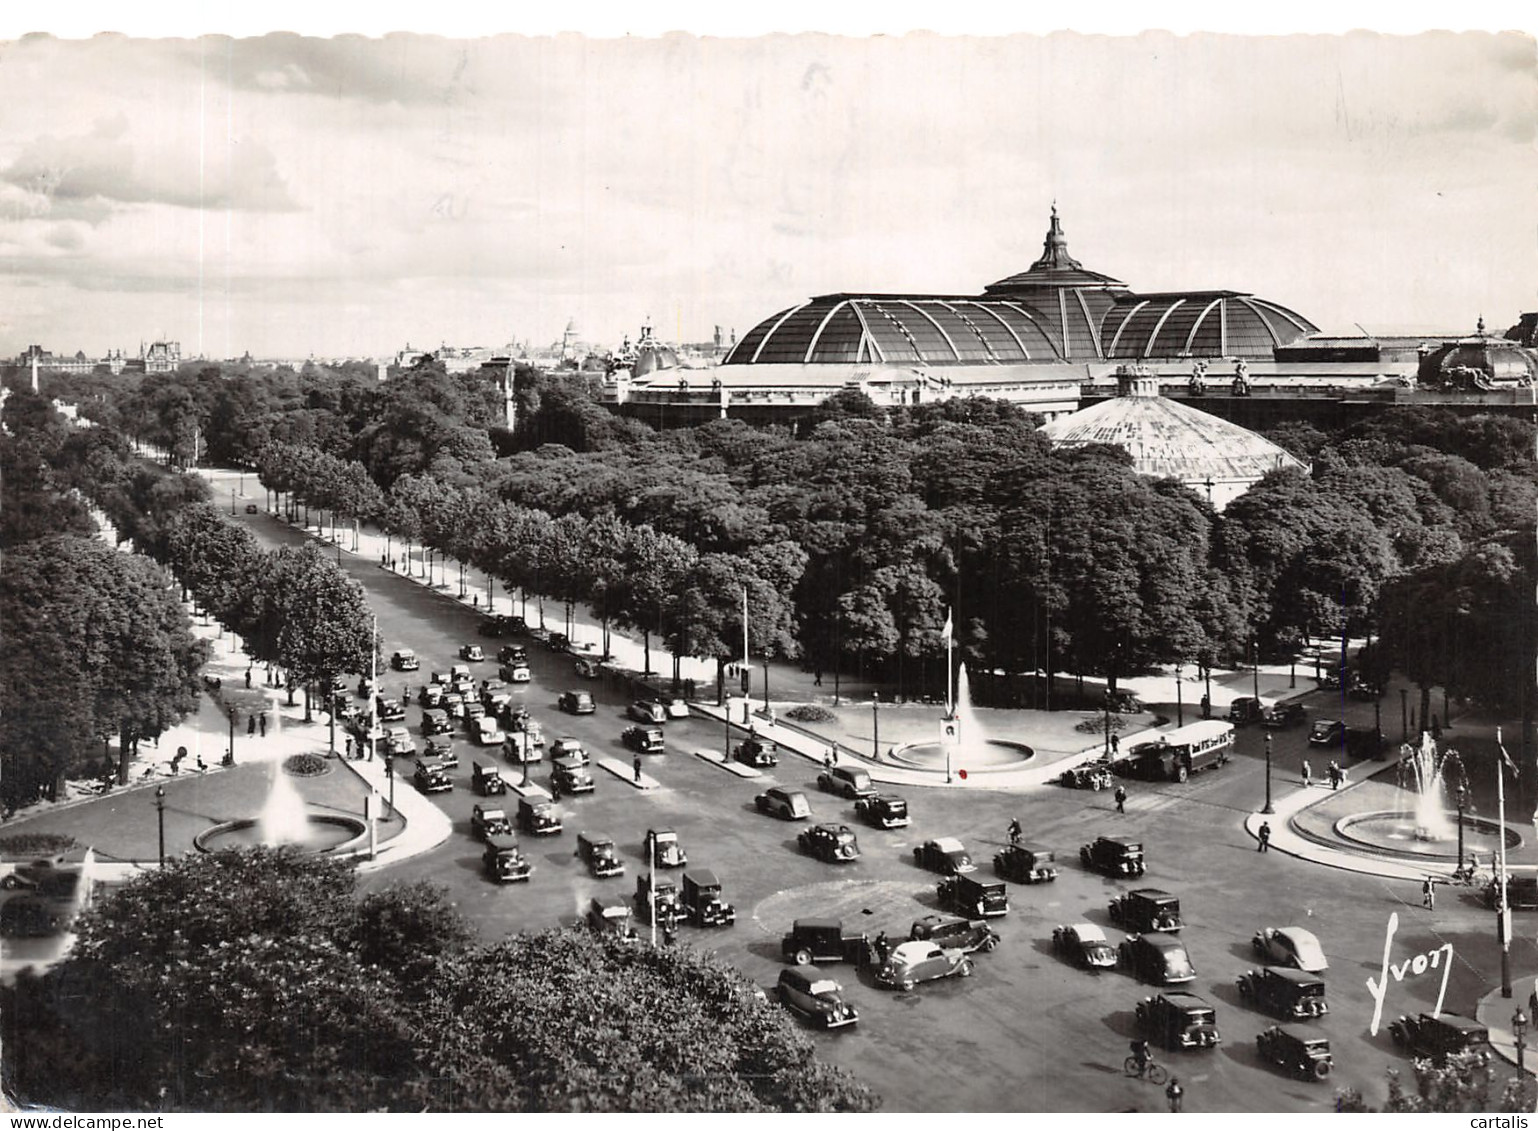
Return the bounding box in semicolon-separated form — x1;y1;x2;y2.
1262;701;1307;729
375;695;407;722
1059;759;1115;790
390;649;420;671
550;756;595;797
1080;835;1146;877
644;827;687;868
573;658;602;679
1052;922;1117;969
459;644;485;662
0;854;85;897
817;765;877;800
503;708;541;741
418;683;445;708
558;690;595;715
1136;991;1221;1050
420;708;452;736
1118;932;1196;985
755;787;811;821
461;697;488;722
549;737;589;764
577;831;625;878
1389;1012;1491;1062
854;793;909;829
1309;719;1347;747
357;676;378;699
547;632;571;653
622;725;666;754
1227;696;1265;725
349;716;387;747
659;696;690;720
1109;889;1183;933
244;502;259;514
501;662;532;684
1237;966;1329;1019
586;895;638;939
938;873;1009;918
798;823;861;863
0;894;67;936
472;715;504;747
628;700;668;725
498;644;529;665
412;758;452;793
993;843;1058;884
782;918;868;966
873;941;973;991
422;737;458;767
913;837;977;875
471;760;506;796
1251;926;1329;973
734;736;779;768
504;730;544;765
470;804;513;841
478;614;513;638
441;691;467;719
909;914;999;955
634;873;683;926
450;663;472;683
1487;876;1538;911
777;967;859;1029
1256;1025;1333;1080
479;677;509;700
384;726;417;757
680;869;736;927
516;795;562;836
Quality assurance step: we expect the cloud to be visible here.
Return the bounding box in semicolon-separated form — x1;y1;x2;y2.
44;224;83;251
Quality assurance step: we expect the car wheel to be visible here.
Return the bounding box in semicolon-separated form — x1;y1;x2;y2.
900;979;915;992
1312;1060;1332;1080
982;935;997;952
1174;765;1189;783
0;875;20;890
794;948;812;967
958;959;974;977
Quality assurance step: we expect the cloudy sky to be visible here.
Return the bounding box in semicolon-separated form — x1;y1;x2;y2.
0;26;1533;360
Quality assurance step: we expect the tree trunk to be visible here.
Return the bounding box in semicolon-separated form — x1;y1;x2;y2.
117;724;130;785
304;685;312;723
1420;683;1433;737
643;628;651;676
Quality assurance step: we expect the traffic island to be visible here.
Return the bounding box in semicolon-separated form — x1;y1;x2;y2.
595;757;660;791
692;749;762;778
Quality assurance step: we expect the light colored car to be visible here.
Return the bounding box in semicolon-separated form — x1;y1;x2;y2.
1052;922;1117;968
473;715;504;746
1251;926;1329;973
460;644;485;662
385;726;416;756
660;696;690;720
873;940;973;991
628;700;668;725
755;787;811;821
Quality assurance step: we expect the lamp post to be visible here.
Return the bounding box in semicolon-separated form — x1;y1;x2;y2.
1263;732;1275;815
1456;782;1468;868
872;694;880;761
763;662;770;713
1175;664;1184;728
1401;688;1409;742
1514;1007;1529;1082
1251;637;1261;705
385;754;395;817
230;486;236;515
155;785;166;863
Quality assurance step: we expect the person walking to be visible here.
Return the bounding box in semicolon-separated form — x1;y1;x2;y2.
1200;692;1211;720
1329;761;1342;790
345;735;354;759
1423;877;1435;909
1257;821;1271;852
1165;1077;1184;1113
1114;785;1127;814
633;754;643;784
1110;733;1120;756
245;668;252;689
1301;759;1311;787
247;715;257;736
259;712;268;737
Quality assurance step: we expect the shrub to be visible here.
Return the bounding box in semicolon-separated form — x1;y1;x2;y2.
785;705;835;723
283;752;331;777
0;833;77;860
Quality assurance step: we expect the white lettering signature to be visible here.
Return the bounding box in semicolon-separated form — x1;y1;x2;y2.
1366;912;1454;1036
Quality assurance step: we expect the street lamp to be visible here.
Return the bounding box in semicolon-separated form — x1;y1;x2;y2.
1251;637;1261;705
155;785;166;863
1401;688;1409;742
384;754;395;817
872;694;880;761
1262;732;1275;815
1175;664;1184;728
1456;782;1468;868
1514;1007;1529;1081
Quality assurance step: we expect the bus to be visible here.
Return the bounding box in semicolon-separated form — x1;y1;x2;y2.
1123;720;1235;783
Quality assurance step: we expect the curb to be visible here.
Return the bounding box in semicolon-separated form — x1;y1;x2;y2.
693;749;762;778
595;756;661;791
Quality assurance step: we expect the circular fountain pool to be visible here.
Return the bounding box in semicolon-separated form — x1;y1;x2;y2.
193;815;369;854
1334;810;1521;859
888;739;1034;770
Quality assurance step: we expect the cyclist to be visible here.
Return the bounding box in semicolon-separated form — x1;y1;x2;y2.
1008;818;1023;846
1130;1038;1152;1076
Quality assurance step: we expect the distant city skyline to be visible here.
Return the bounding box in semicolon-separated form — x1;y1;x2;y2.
0;30;1533;360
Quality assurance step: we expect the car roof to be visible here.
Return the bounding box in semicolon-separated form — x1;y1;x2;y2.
1161;991;1209;1006
579;831;614;845
591;895;627;911
1018;842;1052;855
1426;1013;1487;1033
1068;922;1107;942
1130;888;1176;901
1102;835;1140;847
484;833;520;851
478;807;507;819
553;756;586;770
793;917;842;931
873;793;905;803
778;965;839;990
685;868;719;885
1263;965;1323;984
649;827;677;837
1139;932;1184;950
1273;926;1322;949
890;940;940;960
931;837;966;852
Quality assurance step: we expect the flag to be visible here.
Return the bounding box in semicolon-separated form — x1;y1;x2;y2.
941;608;953;644
1499;728;1519;778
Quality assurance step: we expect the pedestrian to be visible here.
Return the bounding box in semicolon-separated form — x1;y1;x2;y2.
824;752;834;771
814;668;823;687
259;712;267;737
1114;785;1127;814
345;735;354;759
633;754;642;783
245;668;252;689
1110;733;1120;756
828;745;838;765
247;715;257;736
1165;1077;1184;1113
1329;761;1342;790
1200;692;1211;720
1301;759;1311;787
1008;818;1023;846
1257;821;1271;852
875;930;890;964
1423;877;1435;910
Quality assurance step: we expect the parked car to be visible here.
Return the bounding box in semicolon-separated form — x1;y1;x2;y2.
441;691;467;718
1052;922;1117;969
498;644;528;665
1308;719;1347;747
659;696;690;720
734;736;779;768
478;614;511;638
679;869;735;927
516;795;561;836
1389;1012;1491;1062
0;854;84;897
390;649;420;671
1251;926;1329;972
376;695;407;722
755;787;810;820
459;644;485;662
1237;966;1329;1019
633;873;683;926
628;700;668;725
854;793;909;829
1080;835;1146;877
1118;932;1196;984
559;690;595;715
573;658;602;679
644;827;687;868
586;895;638;938
1256;1025;1333;1081
244;502;259;514
873;941;973;991
420;708;452;736
550;756;595;796
1227;696;1265;725
817;765;877;800
1059;759;1115;790
577;831;625;878
471;761;506;796
1109;889;1183;933
622;725;665;754
781;918;868;966
413;759;452;793
777;966;859;1029
938;873;1008;918
913;837;976;875
993;843;1058;884
450;663;471;682
1136;991;1221;1050
909;914;999;955
1487;876;1538;911
1262;701;1307;729
798;823;861;863
549;736;588;764
547;632;571;652
470;804;513;841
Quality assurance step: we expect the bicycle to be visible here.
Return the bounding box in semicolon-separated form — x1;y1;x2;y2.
1125;1056;1168;1085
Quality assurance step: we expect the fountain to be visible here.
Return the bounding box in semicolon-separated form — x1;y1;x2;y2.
1399;732;1458;842
259;758;311;844
886;663;1035;772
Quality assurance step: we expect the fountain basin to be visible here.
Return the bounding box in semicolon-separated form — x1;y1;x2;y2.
194;815;369;855
888;740;1034;771
1334;810;1521;860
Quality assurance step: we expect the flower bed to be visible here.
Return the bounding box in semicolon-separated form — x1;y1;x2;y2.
283;753;332;777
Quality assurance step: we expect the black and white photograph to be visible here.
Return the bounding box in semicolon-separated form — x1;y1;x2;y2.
1;6;1536;1116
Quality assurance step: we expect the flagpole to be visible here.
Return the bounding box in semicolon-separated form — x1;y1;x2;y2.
1499;727;1514;997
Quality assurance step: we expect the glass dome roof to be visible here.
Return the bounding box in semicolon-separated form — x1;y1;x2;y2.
1100;293;1317;360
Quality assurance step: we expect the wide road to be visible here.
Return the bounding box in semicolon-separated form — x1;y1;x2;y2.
239;511;1536;1113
